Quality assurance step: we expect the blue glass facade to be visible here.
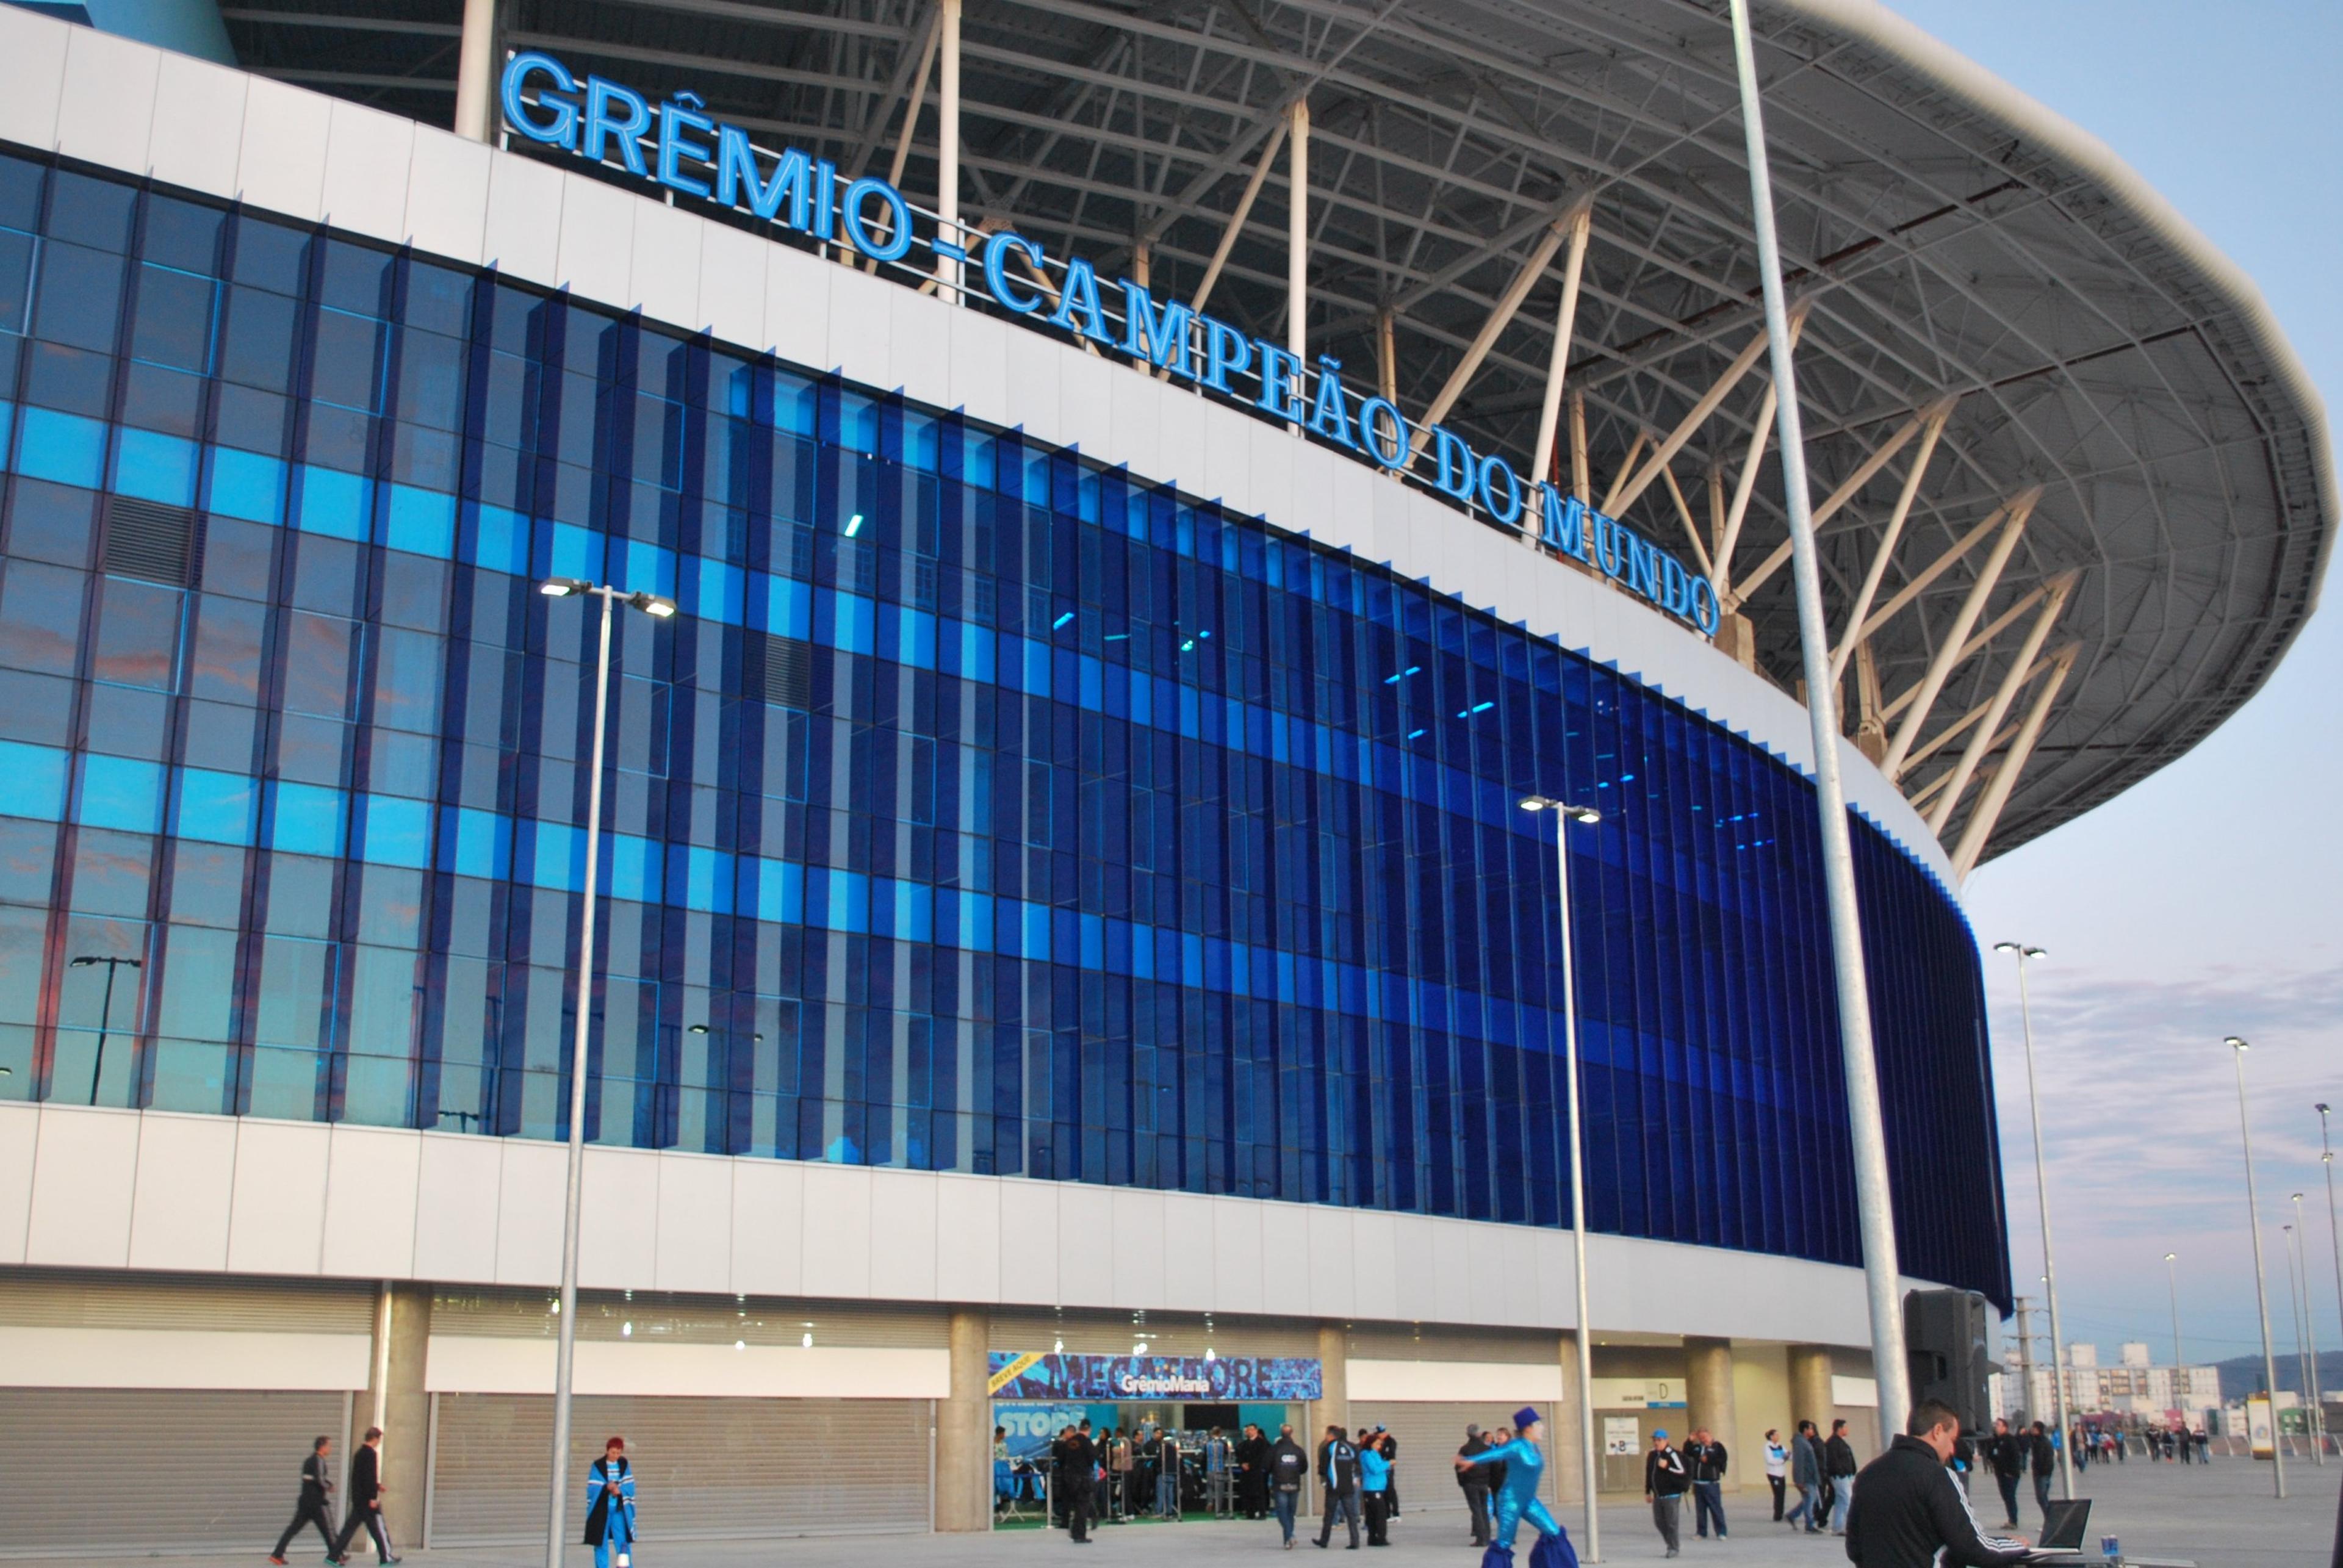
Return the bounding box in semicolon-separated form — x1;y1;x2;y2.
0;151;2009;1304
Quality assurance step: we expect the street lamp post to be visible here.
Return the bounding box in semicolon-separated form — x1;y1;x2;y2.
1520;793;1603;1563
536;577;676;1568
2227;1036;2286;1498
2317;1105;2343;1459
2292;1193;2325;1462
1994;941;2071;1500
68;953;143;1106
2164;1251;2181;1376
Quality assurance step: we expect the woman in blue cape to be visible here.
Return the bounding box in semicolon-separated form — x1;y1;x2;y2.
583;1436;636;1568
1453;1406;1580;1568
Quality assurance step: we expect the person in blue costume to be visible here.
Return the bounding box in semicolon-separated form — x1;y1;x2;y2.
583;1437;636;1568
1453;1407;1580;1568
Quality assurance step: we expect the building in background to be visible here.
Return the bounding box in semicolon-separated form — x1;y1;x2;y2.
1998;1342;2223;1429
0;0;2326;1552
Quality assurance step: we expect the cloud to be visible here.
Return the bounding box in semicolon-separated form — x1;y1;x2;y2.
1985;960;2343;1359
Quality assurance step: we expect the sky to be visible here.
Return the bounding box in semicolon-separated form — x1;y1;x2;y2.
1876;1;2343;1370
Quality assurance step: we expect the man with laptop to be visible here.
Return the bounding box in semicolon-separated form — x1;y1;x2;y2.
1844;1400;2059;1566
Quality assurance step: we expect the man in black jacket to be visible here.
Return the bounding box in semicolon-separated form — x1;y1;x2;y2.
268;1436;336;1563
1644;1428;1688;1558
1238;1423;1271;1519
1684;1426;1730;1539
1313;1425;1361;1550
1984;1418;2024;1529
2025;1422;2057;1520
1824;1419;1860;1536
1456;1425;1492;1547
1843;1400;2028;1568
1061;1422;1098;1544
328;1427;397;1566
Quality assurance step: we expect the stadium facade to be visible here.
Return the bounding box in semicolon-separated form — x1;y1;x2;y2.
0;0;2326;1549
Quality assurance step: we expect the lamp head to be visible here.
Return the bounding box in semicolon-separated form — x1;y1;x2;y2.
2294;1192;2306;1203
627;591;679;619
2319;1103;2331;1115
2225;1036;2248;1051
1566;805;1602;824
539;577;589;597
2164;1252;2176;1262
1518;796;1551;812
69;955;96;968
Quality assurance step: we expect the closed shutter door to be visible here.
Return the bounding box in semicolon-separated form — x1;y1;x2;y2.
430;1395;929;1545
0;1388;347;1556
1350;1402;1557;1520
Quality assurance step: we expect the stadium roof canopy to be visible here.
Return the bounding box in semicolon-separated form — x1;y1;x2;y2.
217;0;2334;869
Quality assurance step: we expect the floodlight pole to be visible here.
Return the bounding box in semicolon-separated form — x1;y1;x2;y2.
1522;795;1603;1563
1998;943;2071;1500
539;580;677;1568
2230;1037;2286;1498
1726;0;1909;1434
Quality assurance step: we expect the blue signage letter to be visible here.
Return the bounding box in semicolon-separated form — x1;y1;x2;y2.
1430;426;1477;503
1048;258;1115;347
501;52;579;148
1356;397;1410;469
583;77;651;176
1256;343;1303;420
715;132;811;229
1118;281;1194;379
1477;453;1523;527
986;233;1048;315
1305;358;1359;450
1199;315;1251;395
841;176;913;262
656;96;714;200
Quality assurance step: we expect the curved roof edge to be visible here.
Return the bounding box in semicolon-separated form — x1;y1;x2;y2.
1777;0;2338;655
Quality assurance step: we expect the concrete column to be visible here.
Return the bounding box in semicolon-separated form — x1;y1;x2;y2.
936;1309;991;1531
1313;1323;1348;1437
1552;1331;1589;1505
451;0;497;143
1685;1336;1738;1478
1790;1344;1836;1435
367;1282;431;1547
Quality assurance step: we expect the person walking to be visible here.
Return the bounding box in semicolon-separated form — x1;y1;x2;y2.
327;1427;395;1566
1762;1428;1788;1522
2025;1422;2055;1521
1313;1425;1362;1550
581;1437;635;1568
1785;1420;1823;1533
1270;1424;1310;1549
1381;1428;1401;1519
1206;1428;1233;1518
1841;1400;2029;1568
1458;1425;1494;1547
1683;1426;1729;1540
1240;1423;1272;1519
1644;1428;1688;1559
1984;1419;2023;1530
1825;1419;1860;1536
1109;1427;1134;1521
268;1436;337;1564
1063;1422;1098;1544
1157;1428;1183;1519
1360;1434;1394;1547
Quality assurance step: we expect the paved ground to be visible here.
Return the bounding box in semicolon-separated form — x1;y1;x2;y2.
13;1459;2335;1567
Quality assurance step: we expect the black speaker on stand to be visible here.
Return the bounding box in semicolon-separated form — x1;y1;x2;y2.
1905;1287;1993;1434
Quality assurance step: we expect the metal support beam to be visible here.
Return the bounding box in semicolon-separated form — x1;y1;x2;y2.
1601;428;1650;516
1606;309;1795;518
1845;503;2012;656
1568;390;1589;503
1376;307;1398;403
1950;644;2079;879
1660;463;1716;581
1880;577;2059;726
1924;572;2076;833
1714;379;1775;605
1902;653;2056;806
1189;118;1288;321
865;15;941;275
1409;216;1573;464
1879;490;2039;780
1730;397;1943;608
1829;401;1954;682
1730;0;1908;1437
452;0;495;142
934;0;963;303
1527;204;1595;504
1285;96;1309;423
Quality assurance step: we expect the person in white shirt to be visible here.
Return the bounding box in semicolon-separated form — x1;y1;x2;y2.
1763;1430;1790;1521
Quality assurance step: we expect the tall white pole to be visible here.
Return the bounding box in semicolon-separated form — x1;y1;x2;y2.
1286;98;1309;429
935;0;962;303
2164;1252;2181;1376
1538;800;1603;1563
2230;1037;2286;1498
2292;1195;2324;1462
1725;0;1909;1434
2320;1107;2343;1455
1998;945;2071;1498
547;586;617;1568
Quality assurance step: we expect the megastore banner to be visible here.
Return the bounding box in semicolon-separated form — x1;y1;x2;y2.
988;1351;1324;1402
497;51;1722;637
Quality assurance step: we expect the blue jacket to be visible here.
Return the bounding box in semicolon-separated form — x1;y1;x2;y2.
1360;1448;1392;1494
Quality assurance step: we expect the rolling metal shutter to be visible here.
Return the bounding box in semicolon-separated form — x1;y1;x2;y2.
0;1388;348;1556
429;1394;930;1545
1349;1401;1546;1522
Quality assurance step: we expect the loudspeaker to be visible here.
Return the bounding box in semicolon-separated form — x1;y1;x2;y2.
1905;1287;1992;1434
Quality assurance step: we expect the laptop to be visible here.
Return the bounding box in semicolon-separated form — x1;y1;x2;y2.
2020;1498;2090;1560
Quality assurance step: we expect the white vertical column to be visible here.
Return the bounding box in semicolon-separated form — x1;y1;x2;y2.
1286;98;1309;423
937;0;964;303
1727;0;1910;1435
1528;205;1593;511
452;0;497;143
